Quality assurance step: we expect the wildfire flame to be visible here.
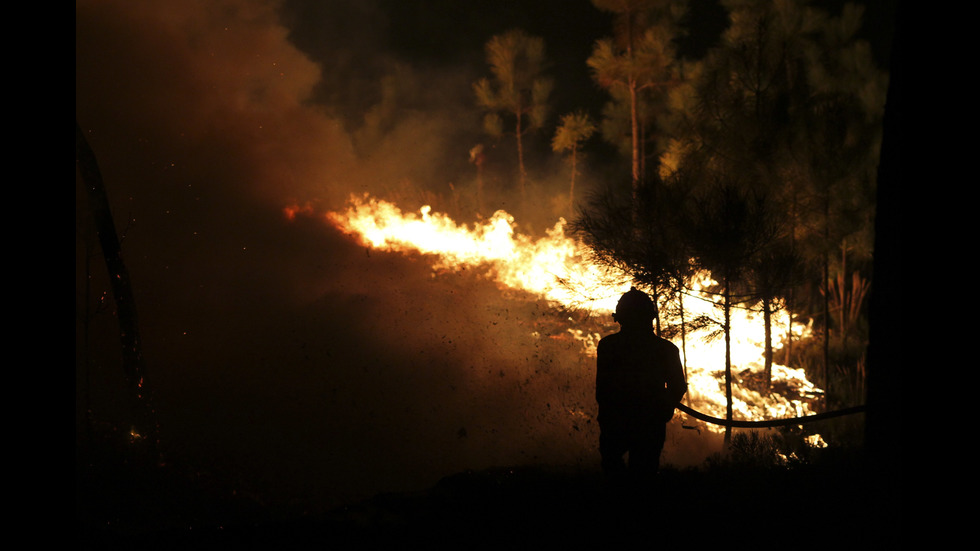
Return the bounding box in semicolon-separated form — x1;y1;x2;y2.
316;194;822;433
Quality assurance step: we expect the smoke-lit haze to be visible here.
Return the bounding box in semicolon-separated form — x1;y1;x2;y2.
76;0;719;510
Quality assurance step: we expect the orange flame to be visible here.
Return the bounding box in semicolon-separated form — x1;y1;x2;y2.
324;194;821;433
283;201;314;221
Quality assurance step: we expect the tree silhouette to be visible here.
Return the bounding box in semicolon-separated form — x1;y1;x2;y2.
746;237;803;391
573;0;887;441
473;29;552;205
686;181;778;444
552;111;596;215
659;0;886;406
588;0;683;216
574;176;693;338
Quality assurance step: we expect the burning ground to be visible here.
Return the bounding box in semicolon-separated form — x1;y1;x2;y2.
76;0;708;510
78;189;723;513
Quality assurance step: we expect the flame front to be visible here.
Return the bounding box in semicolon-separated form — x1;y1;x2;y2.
324;194;821;433
329;195;628;312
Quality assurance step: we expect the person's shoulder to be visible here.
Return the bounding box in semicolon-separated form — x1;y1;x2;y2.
597;332;619;347
597;331;626;350
598;332;618;342
653;334;680;353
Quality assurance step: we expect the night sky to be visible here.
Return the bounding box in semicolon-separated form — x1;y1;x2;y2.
76;0;896;516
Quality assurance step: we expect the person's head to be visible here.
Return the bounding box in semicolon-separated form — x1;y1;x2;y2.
613;287;657;329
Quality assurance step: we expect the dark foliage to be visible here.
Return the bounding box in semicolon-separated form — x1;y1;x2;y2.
572;179;693;301
687;181;779;296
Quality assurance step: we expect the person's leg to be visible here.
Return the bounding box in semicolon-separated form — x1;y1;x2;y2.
600;427;629;479
627;422;667;483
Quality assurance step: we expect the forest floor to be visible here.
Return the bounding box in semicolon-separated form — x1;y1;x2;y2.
77;435;901;549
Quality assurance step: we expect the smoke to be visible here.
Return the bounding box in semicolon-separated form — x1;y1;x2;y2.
76;0;717;512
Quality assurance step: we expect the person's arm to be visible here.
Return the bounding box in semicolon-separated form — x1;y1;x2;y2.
665;345;688;406
595;340;608;407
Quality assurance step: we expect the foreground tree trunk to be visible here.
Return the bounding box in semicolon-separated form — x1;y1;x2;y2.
723;281;733;446
76;121;157;458
865;6;902;473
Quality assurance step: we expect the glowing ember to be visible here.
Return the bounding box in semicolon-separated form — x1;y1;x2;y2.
129;426;144;444
805;434;828;448
283;201;314;221
321;194;822;433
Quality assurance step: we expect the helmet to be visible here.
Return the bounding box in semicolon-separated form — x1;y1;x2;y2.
614;287;658;322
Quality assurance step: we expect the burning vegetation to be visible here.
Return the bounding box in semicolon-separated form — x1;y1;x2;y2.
320;194;827;435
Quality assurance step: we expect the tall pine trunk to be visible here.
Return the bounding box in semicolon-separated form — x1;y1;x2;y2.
763;297;773;394
569;147;577;214
630;78;640;222
724;279;733;446
822;184;831;408
516;109;526;204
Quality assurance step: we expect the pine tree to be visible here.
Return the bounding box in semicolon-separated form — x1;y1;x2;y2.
474;29;553;205
552;111;597;215
659;0;886;405
686;181;778;444
588;0;685;215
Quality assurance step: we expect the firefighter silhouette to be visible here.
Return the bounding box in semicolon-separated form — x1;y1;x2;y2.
596;287;687;483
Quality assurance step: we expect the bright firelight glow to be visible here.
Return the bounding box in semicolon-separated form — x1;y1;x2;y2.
323;194;823;433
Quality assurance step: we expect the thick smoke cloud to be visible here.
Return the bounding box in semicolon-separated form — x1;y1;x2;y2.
76;0;717;512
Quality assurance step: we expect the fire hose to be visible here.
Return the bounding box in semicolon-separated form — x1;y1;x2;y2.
675;403;867;428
